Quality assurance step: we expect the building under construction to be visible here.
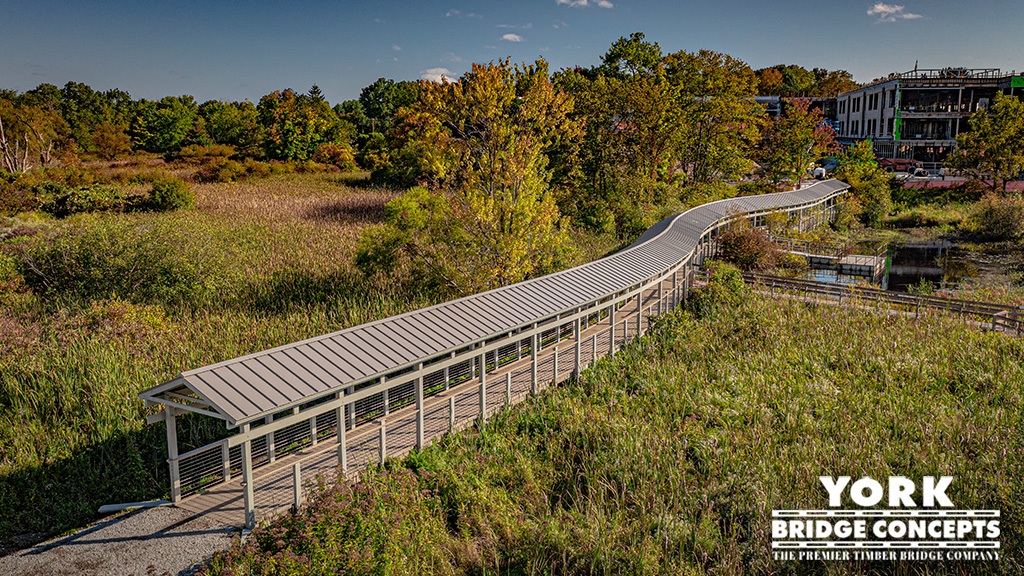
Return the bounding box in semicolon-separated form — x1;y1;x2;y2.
835;68;1024;165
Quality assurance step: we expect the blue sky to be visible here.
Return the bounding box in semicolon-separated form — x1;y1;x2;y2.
2;1;1021;103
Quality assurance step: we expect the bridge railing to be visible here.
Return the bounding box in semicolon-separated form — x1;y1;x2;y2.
742;272;1023;335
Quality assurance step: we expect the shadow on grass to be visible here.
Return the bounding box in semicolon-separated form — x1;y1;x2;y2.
0;414;225;556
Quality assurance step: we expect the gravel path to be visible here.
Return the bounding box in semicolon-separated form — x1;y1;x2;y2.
0;506;237;576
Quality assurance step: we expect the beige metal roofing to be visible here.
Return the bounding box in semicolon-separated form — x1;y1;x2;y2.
140;179;849;427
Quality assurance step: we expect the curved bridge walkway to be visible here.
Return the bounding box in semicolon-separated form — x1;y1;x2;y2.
143;180;851;531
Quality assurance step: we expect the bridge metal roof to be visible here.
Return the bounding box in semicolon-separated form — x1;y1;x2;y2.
140;179;849;427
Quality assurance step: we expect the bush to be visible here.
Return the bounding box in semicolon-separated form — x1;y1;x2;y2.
311;143;357;171
38;182;127;218
688;260;747;318
967;193;1024;240
18;217;215;305
716;219;781;271
195;158;246;183
147;177;195;211
0;180;39;215
169;144;236;163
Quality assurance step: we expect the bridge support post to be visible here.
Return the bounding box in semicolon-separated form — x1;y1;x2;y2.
346;387;355;431
382;376;389;417
165;409;181;503
479;354;487;426
292;463;302;510
379;421;387;465
553;346;559;385
683;267;689;302
449;396;456;432
240;423;255;530
591;334;597;365
266;414;275;463
531;332;538;395
335;392;346;477
609;303;616;352
658;280;664;314
221;441;230;482
443;365;450;391
415;363;424;450
573;318;581;379
310;414;317;447
505;372;512;407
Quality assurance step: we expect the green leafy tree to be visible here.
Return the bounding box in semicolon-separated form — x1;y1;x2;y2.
946;92;1024;193
762;98;836;185
835;140;892;226
131;95;202;153
198;100;264;157
664;49;763;186
358;60;577;294
597;32;663;78
257;88;348;161
358;78;421;133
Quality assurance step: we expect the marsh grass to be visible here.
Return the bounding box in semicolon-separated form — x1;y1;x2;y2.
0;172;432;547
204;295;1023;575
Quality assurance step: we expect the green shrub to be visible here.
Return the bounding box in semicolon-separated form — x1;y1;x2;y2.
195;158;246;183
688;260;747;318
38;182;127;218
169;143;236;163
967;193;1024;240
147;177;195;211
18;216;215;305
242;158;272;178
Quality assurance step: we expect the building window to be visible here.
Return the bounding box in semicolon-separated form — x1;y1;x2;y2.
889;90;896;108
852;120;859;135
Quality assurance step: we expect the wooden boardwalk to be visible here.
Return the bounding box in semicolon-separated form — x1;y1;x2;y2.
177;287;666;528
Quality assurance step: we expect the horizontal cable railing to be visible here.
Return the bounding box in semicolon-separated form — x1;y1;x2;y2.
742;272;1023;335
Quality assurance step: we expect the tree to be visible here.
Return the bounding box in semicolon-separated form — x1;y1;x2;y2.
131;95;202;153
358;78;420;133
762;98;836;186
357;60;577;294
198;100;264;157
835;140;892;226
257;88;348;161
946;92;1024;193
597;32;663;78
90;122;132;160
664;49;763;186
0;97;67;173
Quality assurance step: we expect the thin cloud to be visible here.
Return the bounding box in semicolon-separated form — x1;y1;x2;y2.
392;44;401;52
446;9;481;19
867;3;922;22
502;33;524;42
497;23;533;29
421;67;452;82
556;0;614;8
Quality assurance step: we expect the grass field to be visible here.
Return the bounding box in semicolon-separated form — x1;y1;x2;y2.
0;169;623;551
202;287;1024;575
0;172;431;549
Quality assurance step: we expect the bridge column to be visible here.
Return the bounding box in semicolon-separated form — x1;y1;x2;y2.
240;423;255;530
609;302;616;352
266;414;275;463
553;346;559;384
165;408;181;503
346;386;355;431
478;353;487;425
415;363;424;450
573;317;581;379
336;392;347;476
530;331;539;395
636;292;643;336
381;375;389;417
379;420;387;465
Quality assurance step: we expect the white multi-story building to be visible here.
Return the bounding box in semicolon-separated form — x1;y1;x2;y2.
835;68;1022;164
